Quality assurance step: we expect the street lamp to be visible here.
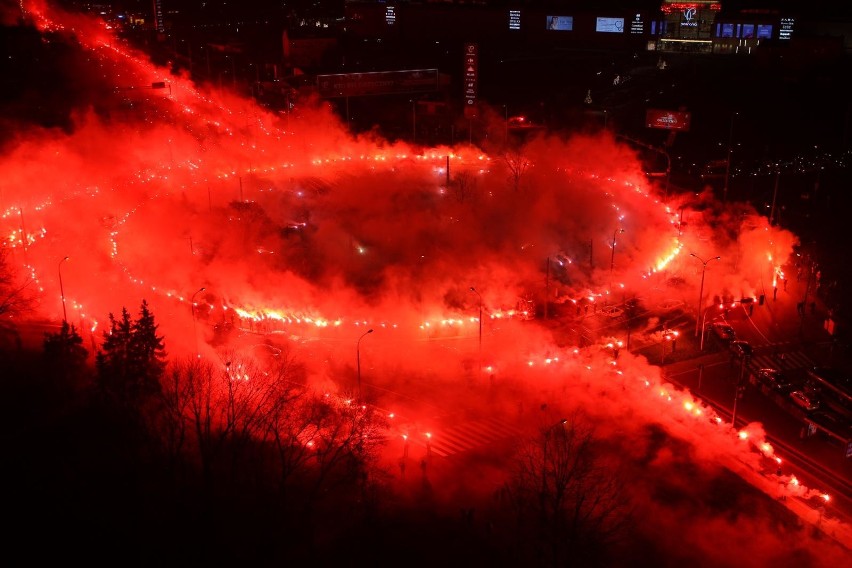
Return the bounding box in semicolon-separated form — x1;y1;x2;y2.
542;417;569;498
469;287;482;368
357;328;374;399
677;204;688;243
723;112;737;203
503;104;509;143
610;228;625;293
691;253;721;337
699;304;717;351
731;364;747;427
58;256;70;323
191;286;206;355
544;418;568;438
411;99;417;143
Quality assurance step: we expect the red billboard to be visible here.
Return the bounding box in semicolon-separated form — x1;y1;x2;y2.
645;109;692;131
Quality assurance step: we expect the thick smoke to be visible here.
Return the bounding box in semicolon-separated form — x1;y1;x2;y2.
2;2;847;564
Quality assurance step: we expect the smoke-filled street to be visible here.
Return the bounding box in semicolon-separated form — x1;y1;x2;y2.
2;2;850;566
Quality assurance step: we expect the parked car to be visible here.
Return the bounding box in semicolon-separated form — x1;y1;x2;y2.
600;305;624;318
657;299;685;313
711;322;736;342
755;368;792;392
789;390;820;412
729;340;753;359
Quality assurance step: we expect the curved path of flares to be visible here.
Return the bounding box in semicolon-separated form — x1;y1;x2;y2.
4;2;843;541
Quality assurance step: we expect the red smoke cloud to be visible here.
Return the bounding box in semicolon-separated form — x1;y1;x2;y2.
3;2;847;564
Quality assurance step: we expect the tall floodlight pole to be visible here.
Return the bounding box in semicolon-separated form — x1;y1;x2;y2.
412;100;416;143
610;228;625;294
503;105;509;143
769;165;780;227
58;256;70;323
357;329;374;399
191;286;206;356
469;287;482;369
723;112;737;203
691;253;721;337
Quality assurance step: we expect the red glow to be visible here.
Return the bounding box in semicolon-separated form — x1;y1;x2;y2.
4;3;841;560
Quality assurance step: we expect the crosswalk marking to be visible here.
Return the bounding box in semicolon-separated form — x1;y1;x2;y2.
413;417;523;458
748;350;814;374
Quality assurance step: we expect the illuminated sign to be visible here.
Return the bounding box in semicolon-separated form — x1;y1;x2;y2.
547;15;573;31
630;14;644;34
645;109;691;131
681;6;698;27
779;18;794;40
661;2;721;13
385;6;396;26
463;43;478;115
596;17;624;33
316;69;440;98
757;24;772;39
153;0;164;33
509;10;521;30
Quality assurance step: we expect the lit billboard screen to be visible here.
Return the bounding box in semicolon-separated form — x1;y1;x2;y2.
547;16;573;31
779;18;795;40
317;69;440;98
757;24;772;39
596;17;624;33
630;13;645;34
509;10;521;30
646;109;692;131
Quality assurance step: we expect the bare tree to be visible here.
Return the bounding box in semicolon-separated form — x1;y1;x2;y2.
450;169;477;203
503;410;632;566
0;248;35;347
504;149;532;192
153;357;206;481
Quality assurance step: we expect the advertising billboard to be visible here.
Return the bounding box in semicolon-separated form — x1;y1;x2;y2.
779;18;795;40
630;13;645;34
463;43;478;116
645;109;692;131
547;16;573;31
596;17;624;33
509;10;521;30
317;69;439;98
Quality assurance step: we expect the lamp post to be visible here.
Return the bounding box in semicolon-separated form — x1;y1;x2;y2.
699;304;717;351
677;204;688;243
503;104;509;143
769;165;780;227
731;363;747;427
541;417;568;501
469;287;482;368
191;286;206;356
357;328;374;399
58;256;70;323
691;253;721;337
411;99;416;143
723;112;737;203
610;228;625;294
